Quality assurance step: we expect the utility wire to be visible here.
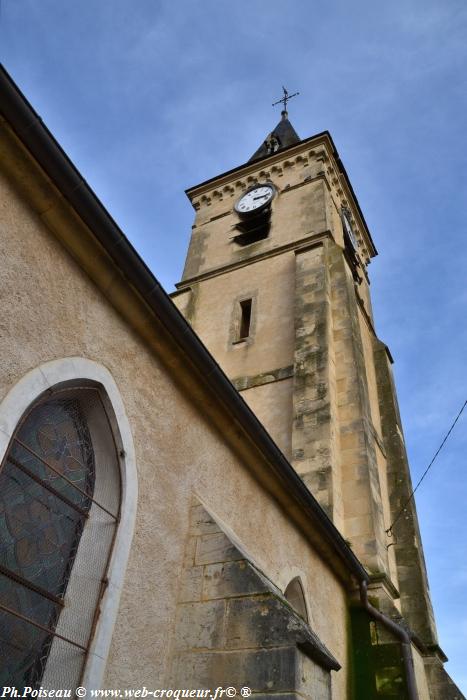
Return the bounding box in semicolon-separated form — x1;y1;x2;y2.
386;398;467;537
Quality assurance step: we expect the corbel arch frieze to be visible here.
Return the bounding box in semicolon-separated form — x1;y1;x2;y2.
271;164;283;177
200;193;212;207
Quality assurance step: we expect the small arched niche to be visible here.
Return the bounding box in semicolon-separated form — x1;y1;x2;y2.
284;576;309;622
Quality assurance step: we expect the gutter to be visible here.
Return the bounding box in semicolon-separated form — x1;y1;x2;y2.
0;64;368;584
360;580;419;700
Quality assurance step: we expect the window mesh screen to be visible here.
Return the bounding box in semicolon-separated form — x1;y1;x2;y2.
0;387;120;690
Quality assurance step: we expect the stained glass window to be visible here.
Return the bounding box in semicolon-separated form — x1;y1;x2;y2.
0;396;95;689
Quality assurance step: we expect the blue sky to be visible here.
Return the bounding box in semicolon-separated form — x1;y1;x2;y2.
2;0;467;691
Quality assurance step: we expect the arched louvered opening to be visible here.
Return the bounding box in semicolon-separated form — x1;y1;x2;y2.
284;576;309;622
0;386;121;690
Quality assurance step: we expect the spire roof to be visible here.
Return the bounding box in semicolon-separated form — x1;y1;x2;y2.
249;110;301;163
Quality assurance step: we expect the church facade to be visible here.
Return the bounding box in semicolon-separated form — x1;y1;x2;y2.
0;65;463;699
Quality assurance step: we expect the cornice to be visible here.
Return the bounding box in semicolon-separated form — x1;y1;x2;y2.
185;131;333;198
187;133;376;263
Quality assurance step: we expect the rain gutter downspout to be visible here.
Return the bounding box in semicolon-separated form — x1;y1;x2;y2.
360;579;419;700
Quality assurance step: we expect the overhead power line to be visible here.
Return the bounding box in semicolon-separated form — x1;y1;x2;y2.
386;398;467;537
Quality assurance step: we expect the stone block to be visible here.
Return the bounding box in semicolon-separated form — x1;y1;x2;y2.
423;656;465;700
203;560;269;600
189;503;222;536
343;496;371;518
345;514;372;538
225;595;295;649
297;652;332;700
340;431;364;450
183;536;198;567
179;565;204;603
171;647;298;691
195;532;243;565
174;600;225;650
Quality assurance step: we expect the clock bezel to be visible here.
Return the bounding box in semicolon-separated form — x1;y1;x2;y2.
234;183;276;217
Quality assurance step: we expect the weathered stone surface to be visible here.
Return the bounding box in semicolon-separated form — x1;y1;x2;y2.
172;647;332;698
170;502;337;696
298;652;332;700
231;364;294;391
330;251;390;577
190;503;223;536
374;340;438;645
424;656;465;700
225;594;340;671
171;647;298;690
174;600;225;650
202;560;270;600
291;242;343;527
195;533;243;566
178;565;204;603
181;227;208;280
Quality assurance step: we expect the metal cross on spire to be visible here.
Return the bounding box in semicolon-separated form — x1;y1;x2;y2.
272;86;299;112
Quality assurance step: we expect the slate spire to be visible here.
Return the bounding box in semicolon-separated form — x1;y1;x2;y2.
249;110;301;163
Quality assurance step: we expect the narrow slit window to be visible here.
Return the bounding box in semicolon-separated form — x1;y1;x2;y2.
239;299;252;340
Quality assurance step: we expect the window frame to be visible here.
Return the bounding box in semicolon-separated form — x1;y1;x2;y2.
0;358;137;690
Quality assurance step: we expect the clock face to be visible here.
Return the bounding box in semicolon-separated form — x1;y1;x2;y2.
343;210;358;250
235;185;274;215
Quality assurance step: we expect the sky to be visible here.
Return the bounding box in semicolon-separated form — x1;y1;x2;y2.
1;0;467;691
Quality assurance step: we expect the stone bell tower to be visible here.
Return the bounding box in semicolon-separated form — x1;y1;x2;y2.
172;107;443;663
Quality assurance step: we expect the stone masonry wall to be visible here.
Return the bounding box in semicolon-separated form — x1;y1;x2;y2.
168;500;341;699
373;341;437;645
329;244;390;578
291;241;343;532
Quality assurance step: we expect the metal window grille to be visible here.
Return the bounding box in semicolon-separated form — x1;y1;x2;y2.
0;387;120;690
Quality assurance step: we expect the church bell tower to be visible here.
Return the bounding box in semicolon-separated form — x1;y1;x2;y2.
172;104;442;659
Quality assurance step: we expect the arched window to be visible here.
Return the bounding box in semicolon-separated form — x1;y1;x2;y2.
284;576;309;622
0;386;121;690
